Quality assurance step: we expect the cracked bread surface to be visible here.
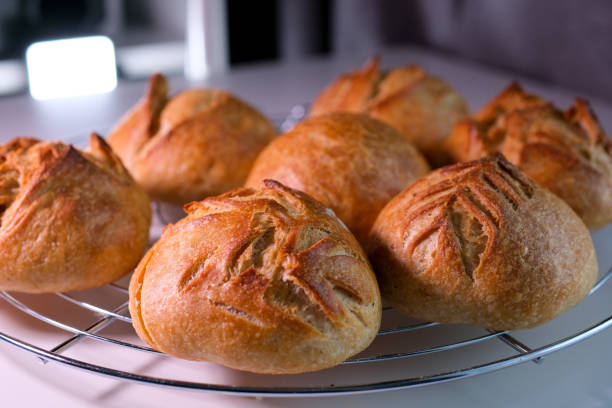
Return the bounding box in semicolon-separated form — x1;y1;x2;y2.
444;83;612;230
0;134;151;293
368;154;597;330
309;57;470;166
108;73;276;204
129;180;381;374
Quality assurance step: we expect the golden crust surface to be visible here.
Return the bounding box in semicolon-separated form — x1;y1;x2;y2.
108;74;276;204
244;112;430;244
309;57;470;166
368;154;597;330
444;83;612;229
0;134;151;293
129;180;381;374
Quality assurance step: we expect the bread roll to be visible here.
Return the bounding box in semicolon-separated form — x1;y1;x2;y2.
245;112;430;244
0;134;151;293
129;180;381;374
444;83;612;230
368;154;597;330
108;73;276;204
309;57;470;166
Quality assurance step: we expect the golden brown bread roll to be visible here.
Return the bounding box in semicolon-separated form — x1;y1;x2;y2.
309;57;470;166
444;83;612;230
368;154;597;330
245;112;430;244
129;180;381;374
0;134;151;293
108;73;276;204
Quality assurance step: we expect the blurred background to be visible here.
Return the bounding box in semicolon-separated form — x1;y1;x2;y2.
0;0;610;100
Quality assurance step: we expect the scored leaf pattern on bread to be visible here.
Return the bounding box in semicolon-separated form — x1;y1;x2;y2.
130;180;381;373
400;155;535;280
172;180;373;332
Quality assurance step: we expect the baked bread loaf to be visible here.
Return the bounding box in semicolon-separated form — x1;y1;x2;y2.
245;112;430;244
108;73;276;204
444;83;612;230
368;154;597;330
0;134;151;293
309;57;470;166
129;180;381;374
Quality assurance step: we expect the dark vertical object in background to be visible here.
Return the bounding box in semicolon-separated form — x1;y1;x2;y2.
315;0;331;55
227;0;279;65
22;0;104;39
0;1;23;59
0;0;104;59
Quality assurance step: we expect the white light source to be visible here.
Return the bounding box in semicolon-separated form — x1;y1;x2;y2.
26;36;117;100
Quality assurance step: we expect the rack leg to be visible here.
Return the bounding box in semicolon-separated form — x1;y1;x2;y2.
489;330;543;364
39;302;129;364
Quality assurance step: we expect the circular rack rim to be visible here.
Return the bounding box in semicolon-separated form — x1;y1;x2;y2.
0;265;610;397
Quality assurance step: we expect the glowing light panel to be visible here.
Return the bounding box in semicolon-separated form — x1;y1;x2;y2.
26;36;117;100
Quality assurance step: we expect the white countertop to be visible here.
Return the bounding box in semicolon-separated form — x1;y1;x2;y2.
1;46;612;407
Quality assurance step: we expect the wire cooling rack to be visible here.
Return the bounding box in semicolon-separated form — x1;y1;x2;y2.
1;259;611;397
1;108;612;397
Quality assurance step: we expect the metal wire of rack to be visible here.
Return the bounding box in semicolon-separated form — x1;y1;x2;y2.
1;107;611;397
1;264;611;397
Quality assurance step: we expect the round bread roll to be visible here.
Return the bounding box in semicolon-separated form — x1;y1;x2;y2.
129;180;381;374
309;57;470;166
108;73;276;204
245;112;430;244
368;154;597;330
0;134;151;293
444;83;612;230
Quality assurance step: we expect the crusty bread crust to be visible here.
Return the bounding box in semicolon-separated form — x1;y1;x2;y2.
108;74;276;204
245;112;430;244
444;83;612;230
0;134;151;293
129;180;381;374
368;154;597;330
309;57;470;166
